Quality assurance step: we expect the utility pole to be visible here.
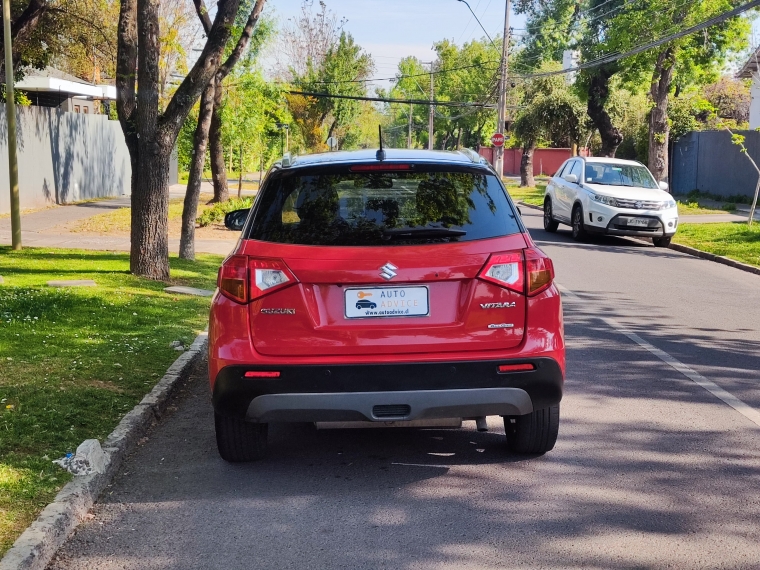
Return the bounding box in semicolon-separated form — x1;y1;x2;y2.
427;62;434;150
494;0;510;179
408;102;413;149
3;0;20;249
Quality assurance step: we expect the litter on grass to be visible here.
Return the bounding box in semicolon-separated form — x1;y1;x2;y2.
53;439;107;476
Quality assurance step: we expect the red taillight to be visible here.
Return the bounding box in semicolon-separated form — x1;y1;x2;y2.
478;249;554;297
498;363;535;373
218;255;248;303
244;371;281;378
349;163;412;172
249;258;296;301
218;256;297;304
478;251;524;294
525;248;555;297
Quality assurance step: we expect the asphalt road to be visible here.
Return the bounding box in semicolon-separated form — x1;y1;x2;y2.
48;208;760;569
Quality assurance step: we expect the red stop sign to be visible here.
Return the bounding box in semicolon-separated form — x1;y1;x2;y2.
491;133;505;147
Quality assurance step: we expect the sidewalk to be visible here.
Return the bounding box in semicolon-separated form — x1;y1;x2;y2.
0;194;237;256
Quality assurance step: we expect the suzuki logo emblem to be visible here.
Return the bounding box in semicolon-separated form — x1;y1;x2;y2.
634;201;643;209
379;262;398;280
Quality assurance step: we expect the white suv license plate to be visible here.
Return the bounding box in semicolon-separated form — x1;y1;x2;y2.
345;286;429;319
628;217;650;227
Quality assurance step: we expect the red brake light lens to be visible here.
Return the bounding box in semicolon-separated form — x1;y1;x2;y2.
478;252;524;294
349;163;412;172
218;256;297;304
525;248;555;297
218;255;248;303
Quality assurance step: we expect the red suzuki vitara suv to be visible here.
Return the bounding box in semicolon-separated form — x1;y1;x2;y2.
208;149;565;462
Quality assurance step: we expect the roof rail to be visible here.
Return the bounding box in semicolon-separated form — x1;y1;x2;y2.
459;148;486;165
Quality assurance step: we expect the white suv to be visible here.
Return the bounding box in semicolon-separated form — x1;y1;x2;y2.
543;157;678;247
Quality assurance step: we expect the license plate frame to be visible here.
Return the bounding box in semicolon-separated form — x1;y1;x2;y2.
344;286;430;319
628;217;650;227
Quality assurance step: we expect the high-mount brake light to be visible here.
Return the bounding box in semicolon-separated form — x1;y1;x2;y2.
498;363;535;373
244;371;281;378
218;255;248;303
218;256;297;304
525;248;555;297
349;164;412;172
478;252;524;294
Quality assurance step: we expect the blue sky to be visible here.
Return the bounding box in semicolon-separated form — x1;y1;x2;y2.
259;0;527;87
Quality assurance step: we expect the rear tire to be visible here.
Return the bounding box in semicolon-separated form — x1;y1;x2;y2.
571;205;587;241
653;236;672;248
543;199;559;232
215;413;268;462
504;405;560;454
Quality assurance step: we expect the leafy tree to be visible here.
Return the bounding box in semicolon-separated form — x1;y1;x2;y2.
704;75;750;123
179;0;268;260
605;0;750;181
116;0;243;279
384;38;501;151
289;31;374;150
512;68;586;186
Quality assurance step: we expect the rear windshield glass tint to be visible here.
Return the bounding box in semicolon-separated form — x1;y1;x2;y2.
247;166;520;246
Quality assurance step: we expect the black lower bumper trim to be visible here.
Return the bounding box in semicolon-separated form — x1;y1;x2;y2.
212;358;564;419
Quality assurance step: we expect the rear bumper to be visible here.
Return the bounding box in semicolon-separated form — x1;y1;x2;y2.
212;357;564;422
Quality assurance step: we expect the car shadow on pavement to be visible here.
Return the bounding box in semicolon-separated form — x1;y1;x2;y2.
48;333;760;570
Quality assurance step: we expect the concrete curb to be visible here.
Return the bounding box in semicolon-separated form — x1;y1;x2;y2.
517;200;542;212
0;332;209;570
518;200;760;278
668;243;760;277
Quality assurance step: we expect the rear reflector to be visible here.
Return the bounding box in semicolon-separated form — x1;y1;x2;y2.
349;163;412;172
498;364;535;373
244;371;281;378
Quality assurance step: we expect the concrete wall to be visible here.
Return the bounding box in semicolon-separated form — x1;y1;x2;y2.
478;147;577;176
672;130;760;198
0;106;131;214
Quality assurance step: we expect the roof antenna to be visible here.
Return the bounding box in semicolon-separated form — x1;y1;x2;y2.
376;125;386;161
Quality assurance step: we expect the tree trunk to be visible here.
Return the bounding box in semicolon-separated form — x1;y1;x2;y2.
520;143;535;187
117;0;243;279
179;82;215;260
209;82;229;203
648;47;675;183
586;68;623;157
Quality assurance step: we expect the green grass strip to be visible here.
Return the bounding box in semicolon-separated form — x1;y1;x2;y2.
674;223;760;268
0;247;222;555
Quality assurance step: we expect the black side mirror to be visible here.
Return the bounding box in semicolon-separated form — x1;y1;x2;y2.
224;208;250;231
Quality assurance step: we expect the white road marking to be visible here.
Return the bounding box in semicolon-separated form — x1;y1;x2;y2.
558;284;760;429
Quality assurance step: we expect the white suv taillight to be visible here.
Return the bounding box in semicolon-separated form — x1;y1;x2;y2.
218;256;296;303
478;249;555;297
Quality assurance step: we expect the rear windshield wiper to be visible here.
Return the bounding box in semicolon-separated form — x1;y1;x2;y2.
382;227;467;239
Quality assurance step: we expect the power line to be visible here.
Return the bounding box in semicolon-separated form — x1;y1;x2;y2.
294;60;500;85
284;89;500;108
515;0;760;79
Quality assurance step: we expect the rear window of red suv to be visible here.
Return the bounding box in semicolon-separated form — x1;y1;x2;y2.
247;164;521;246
